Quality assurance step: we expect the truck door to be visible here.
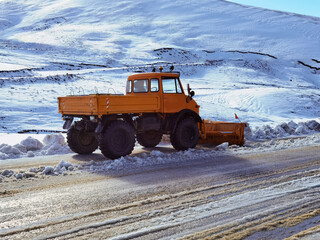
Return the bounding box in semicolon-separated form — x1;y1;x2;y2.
162;77;187;113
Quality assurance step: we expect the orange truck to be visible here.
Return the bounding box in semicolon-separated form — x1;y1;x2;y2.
58;67;246;159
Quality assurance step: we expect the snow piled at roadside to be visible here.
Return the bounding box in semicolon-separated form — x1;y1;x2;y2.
1;120;320;161
246;120;320;140
0;134;71;160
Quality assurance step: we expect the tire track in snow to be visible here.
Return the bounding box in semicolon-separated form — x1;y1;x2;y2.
59;174;320;240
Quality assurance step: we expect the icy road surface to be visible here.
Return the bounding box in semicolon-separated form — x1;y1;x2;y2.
1;146;320;239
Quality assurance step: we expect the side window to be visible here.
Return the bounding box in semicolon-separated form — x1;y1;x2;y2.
150;78;159;92
176;79;182;93
126;80;132;93
162;77;183;93
133;79;149;93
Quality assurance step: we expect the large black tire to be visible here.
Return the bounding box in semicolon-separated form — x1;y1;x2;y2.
99;120;135;159
137;131;162;148
170;118;199;150
67;125;98;154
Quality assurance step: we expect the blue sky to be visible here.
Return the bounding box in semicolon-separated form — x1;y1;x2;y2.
227;0;320;18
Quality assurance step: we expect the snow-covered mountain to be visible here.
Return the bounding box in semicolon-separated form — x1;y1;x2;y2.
0;0;320;133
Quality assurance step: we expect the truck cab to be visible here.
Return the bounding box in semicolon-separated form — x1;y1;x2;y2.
126;72;200;115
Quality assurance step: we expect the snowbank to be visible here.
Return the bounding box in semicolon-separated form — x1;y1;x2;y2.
0;133;71;160
246;120;320;140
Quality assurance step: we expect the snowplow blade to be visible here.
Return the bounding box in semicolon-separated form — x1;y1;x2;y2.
199;120;246;146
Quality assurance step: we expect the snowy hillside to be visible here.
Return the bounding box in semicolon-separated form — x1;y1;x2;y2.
0;0;320;134
2;2;320;238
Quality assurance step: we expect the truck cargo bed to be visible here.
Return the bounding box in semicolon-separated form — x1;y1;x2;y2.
58;94;161;117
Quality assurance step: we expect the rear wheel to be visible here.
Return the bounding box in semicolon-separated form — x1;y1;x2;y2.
99;120;135;159
67;125;98;154
170;118;199;150
137;131;162;148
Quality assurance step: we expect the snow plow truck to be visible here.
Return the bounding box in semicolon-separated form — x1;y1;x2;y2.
58;67;246;159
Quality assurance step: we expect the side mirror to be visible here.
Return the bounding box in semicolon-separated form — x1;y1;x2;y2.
186;84;195;103
187;84;195;98
187;84;191;95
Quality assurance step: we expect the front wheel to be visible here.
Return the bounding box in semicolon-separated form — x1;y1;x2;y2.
67;125;98;154
99;120;135;159
170;118;199;150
